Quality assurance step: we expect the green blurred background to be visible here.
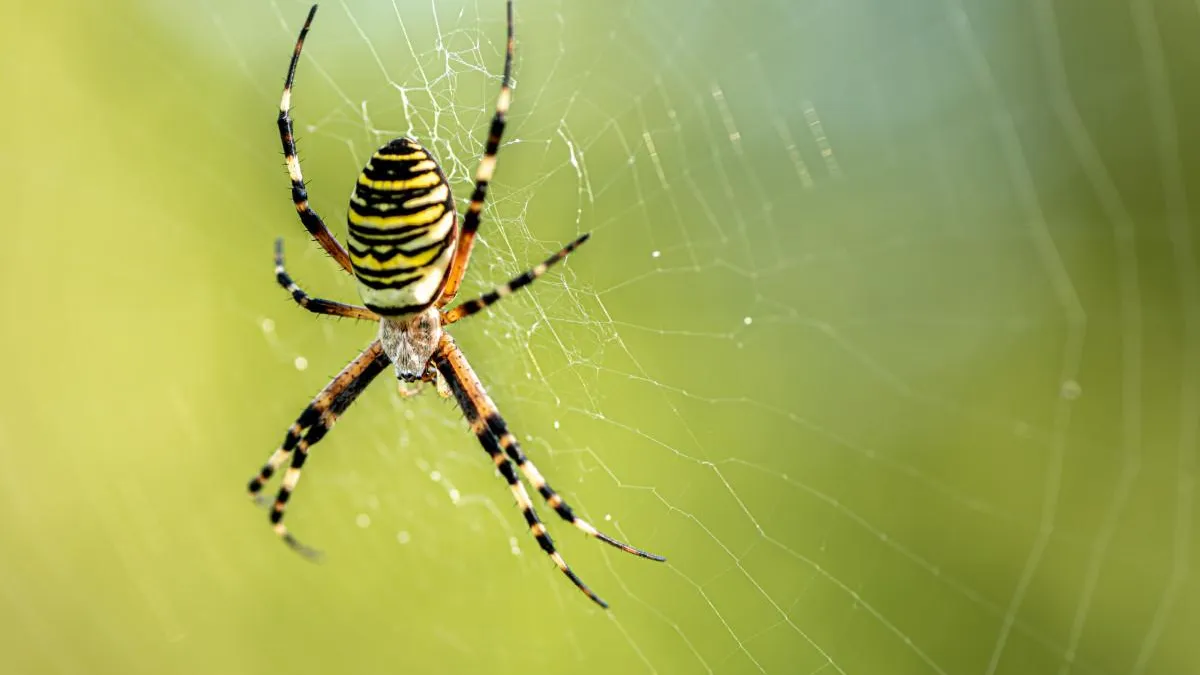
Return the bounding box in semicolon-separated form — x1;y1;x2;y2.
2;0;1197;673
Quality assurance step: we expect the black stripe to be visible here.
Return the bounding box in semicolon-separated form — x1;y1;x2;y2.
351;262;424;279
283;418;310;451
361;160;440;182
355;176;446;201
353;270;426;291
349;235;449;262
366;301;437;317
350;236;453;279
535;530;556;552
374;136;424;157
347;229;439;248
348;189;449;220
303;422;329;446
347;220;441;243
348;199;445;223
534;532;556;555
351;185;448;209
521;508;538;528
484;117;504;154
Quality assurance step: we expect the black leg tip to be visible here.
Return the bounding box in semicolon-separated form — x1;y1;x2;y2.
283;533;325;562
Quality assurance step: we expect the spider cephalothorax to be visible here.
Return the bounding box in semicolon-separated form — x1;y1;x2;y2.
246;1;663;609
378;309;442;382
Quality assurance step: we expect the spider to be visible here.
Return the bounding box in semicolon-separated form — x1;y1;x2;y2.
246;2;663;609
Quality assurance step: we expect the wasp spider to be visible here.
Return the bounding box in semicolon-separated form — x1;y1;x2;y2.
246;2;663;608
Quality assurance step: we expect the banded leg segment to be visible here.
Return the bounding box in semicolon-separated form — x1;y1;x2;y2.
247;340;390;557
437;335;663;562
438;0;515;306
486;416;665;561
434;335;610;608
442;233;590;325
275;238;379;321
278;5;354;275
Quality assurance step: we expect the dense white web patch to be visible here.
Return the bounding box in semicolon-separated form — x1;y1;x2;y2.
214;0;1198;672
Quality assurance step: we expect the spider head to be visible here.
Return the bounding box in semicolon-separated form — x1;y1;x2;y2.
378;309;443;382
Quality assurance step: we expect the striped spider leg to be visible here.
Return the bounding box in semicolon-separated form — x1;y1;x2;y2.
246;340;391;558
434;330;664;609
273;238;379;321
278;4;354;275
435;0;514;307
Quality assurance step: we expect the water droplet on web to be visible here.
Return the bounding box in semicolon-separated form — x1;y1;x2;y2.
448;489;460;504
604;514;612;522
294;356;308;371
396;531;411;545
743;316;753;326
553;420;560;430
430;471;442;482
355;513;371;528
1060;380;1082;400
651;250;661;258
509;536;521;555
261;318;275;334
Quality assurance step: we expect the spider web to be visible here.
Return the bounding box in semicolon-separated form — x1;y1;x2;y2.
46;0;1194;673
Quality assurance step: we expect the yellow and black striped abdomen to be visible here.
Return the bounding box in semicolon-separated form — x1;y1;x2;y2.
347;137;458;317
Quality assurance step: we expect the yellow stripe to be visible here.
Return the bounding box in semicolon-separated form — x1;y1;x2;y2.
350;243;447;272
348;203;445;228
351;263;424;281
373;151;427;161
357;171;442;192
404;183;450;209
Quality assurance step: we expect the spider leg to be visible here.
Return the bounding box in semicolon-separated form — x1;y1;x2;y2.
442;234;589;325
278;5;354;275
487;421;665;561
438;0;515;306
247;340;390;558
437;334;663;562
435;336;660;608
275;239;379;321
434;336;607;607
